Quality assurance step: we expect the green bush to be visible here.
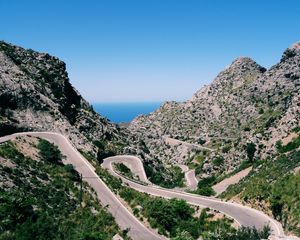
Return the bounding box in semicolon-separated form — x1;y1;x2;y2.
270;173;300;229
114;163;133;179
212;157;224;166
37;139;62;164
198;176;216;189
276;135;300;153
191;176;216;196
243;126;251;131
292;126;300;133
198;138;206;145
64;164;81;181
194;186;216;196
96;167;122;191
246;142;256;162
144;164;184;188
258;108;264;114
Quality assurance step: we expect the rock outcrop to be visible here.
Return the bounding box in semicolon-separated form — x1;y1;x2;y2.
0;41;124;155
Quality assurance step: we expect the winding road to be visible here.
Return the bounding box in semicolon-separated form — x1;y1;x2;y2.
163;136;214;152
0;132;162;240
212;167;253;195
177;164;198;190
0;132;287;240
103;156;285;239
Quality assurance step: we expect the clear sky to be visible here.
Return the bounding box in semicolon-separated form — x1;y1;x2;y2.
1;0;300;102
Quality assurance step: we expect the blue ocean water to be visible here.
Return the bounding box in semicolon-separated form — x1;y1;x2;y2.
93;102;162;123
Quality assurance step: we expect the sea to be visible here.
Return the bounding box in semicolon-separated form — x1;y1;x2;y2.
93;102;162;123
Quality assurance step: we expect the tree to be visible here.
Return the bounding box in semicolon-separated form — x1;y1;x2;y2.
246;142;256;162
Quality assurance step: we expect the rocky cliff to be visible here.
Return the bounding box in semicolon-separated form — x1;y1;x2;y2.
0;41;125;157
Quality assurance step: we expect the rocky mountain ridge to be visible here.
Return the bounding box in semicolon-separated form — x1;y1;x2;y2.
0;41;125;158
129;41;300;177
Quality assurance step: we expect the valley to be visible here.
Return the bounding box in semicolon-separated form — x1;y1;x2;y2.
0;40;299;239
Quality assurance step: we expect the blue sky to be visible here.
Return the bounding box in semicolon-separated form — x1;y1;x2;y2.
1;0;300;102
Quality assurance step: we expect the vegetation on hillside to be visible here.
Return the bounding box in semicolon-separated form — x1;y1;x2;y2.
93;138;125;164
96;166;270;239
114;163;134;179
276;135;300;153
144;163;184;188
191;176;216;196
202;225;270;240
37;139;63;164
96;167;234;238
0;139;127;240
270;173;300;235
221;147;300;236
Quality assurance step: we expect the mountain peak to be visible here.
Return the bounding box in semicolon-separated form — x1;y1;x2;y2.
190;57;266;102
232;56;254;64
228;57;266;73
281;40;300;62
289;41;300;52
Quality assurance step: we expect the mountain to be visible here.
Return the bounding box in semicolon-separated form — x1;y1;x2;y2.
129;42;300;175
128;42;300;236
0;40;299;237
0;41;126;159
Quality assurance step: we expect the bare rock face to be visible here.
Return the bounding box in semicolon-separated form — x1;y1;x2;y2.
128;41;300;176
0;41;123;155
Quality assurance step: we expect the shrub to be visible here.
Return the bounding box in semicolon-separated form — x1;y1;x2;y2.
64;164;80;181
144;164;184;188
37;139;62;164
198;175;216;188
243;126;251;131
276;135;300;153
292;126;300;133
195;186;216;196
258;108;264;114
114;163;133;179
222;144;231;153
213;157;224;167
198;138;206;145
193;176;217;196
246;142;256;162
